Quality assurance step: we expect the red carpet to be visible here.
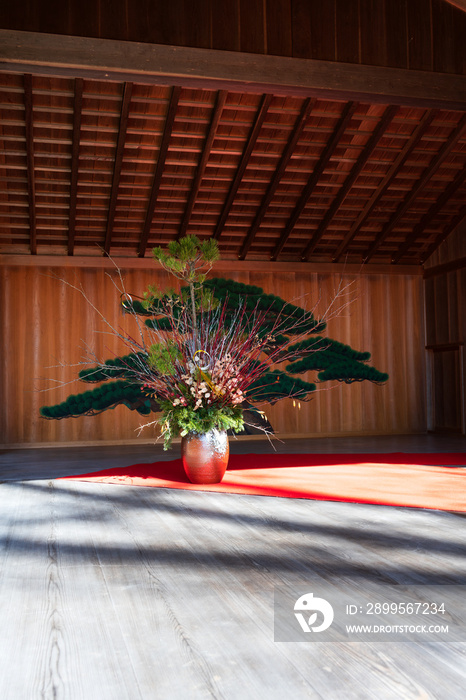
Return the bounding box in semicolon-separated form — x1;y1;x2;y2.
62;452;466;512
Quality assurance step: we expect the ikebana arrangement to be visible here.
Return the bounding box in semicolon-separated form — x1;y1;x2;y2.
40;235;388;484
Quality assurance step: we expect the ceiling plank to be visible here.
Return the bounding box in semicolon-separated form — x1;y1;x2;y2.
213;93;273;241
301;104;399;261
332;109;437;262
67;78;83;256
138;85;181;258
1;30;466;110
23;74;37;255
239;96;315;260
272;101;357;261
177;90;227;240
364;112;466;263
104;82;133;255
392;167;466;263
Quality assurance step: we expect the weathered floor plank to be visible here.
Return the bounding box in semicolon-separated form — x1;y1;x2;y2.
1;436;466;699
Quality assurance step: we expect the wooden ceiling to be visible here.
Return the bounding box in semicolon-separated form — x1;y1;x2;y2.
1;66;465;266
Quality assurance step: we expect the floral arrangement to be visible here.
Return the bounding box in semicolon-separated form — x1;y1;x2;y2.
40;235;388;446
120;235;321;447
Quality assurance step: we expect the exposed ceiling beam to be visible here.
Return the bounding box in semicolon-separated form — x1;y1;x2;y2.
301;104;398;261
332;109;437;262
1;30;466;110
178;90;227;240
23;74;36;255
213;93;272;241
104;81;133;255
272;101;357;260
240;97;315;260
364;112;466;263
138;85;181;258
67;78;83;256
392;167;466;263
0;254;422;276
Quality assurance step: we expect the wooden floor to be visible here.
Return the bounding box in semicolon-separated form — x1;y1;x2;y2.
1;435;466;699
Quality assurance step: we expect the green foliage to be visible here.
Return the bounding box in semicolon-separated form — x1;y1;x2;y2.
246;369;316;403
159;401;244;449
144;317;173;331
286;336;371;362
147;342;181;375
40;380;151;419
141;282;217;317
285;337;388;385
140;284;178;312
317;364;389;384
152;235;220;284
204;278;326;335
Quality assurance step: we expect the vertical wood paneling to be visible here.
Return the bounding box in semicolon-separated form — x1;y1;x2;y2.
407;0;433;71
335;0;360;64
291;0;313;59
385;0;408;69
126;0;150;44
97;0;129;41
308;0;336;62
36;0;71;36
1;264;427;445
360;0;387;67
424;227;465;434
240;0;266;54
265;0;292;56
425;272;464;346
432;0;462;74
424;227;465;347
212;0;240;51
433;348;462;430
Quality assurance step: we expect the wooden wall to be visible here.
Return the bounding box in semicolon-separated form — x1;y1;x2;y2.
0;261;426;446
0;0;465;75
424;227;466;432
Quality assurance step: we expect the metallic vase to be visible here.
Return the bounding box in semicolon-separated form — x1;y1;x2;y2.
181;429;229;484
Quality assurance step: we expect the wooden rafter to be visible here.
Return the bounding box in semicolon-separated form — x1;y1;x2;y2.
364;112;466;263
392;168;466;263
67;78;83;256
138;86;182;258
213;93;273;241
23;74;36;255
178;90;227;240
301;104;399;261
240;96;315;260
272;101;357;261
104;82;133;255
332;109;437;262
